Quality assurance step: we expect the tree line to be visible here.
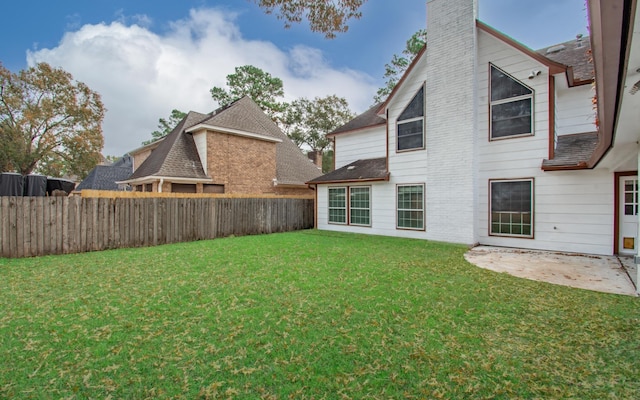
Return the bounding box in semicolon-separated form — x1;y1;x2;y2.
1;0;423;179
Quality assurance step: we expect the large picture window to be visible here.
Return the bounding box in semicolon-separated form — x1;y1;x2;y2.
397;86;425;151
490;179;533;237
328;186;371;226
490;65;533;139
328;187;347;224
397;184;424;230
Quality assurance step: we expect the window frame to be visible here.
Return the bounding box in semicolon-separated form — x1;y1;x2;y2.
489;178;534;239
349;186;372;227
327;185;372;227
489;64;535;141
396;85;425;152
396;184;425;231
328;186;347;225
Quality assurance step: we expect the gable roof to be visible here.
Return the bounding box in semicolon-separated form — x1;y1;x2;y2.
76;156;134;191
126;97;321;186
128;111;209;181
307;157;389;184
328;103;386;137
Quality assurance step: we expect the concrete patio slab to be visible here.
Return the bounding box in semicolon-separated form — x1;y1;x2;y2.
465;246;638;297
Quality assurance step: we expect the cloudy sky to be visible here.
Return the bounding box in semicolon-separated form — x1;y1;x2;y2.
0;0;588;157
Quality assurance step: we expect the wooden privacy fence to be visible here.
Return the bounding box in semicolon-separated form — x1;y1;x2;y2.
0;196;314;258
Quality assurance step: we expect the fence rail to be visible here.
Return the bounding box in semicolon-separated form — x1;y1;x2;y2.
0;196;314;258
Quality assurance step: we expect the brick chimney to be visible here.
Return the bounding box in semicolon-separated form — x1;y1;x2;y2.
425;0;478;244
307;150;323;168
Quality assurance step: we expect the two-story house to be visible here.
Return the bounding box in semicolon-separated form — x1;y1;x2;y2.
121;96;322;195
309;0;640;260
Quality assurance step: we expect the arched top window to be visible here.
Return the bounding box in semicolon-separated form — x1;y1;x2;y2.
490;64;534;140
397;86;425;151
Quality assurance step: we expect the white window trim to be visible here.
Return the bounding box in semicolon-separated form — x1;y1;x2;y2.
396;184;425;231
489;64;535;141
489;178;534;238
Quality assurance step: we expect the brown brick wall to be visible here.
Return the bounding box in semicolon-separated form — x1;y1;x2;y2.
273;186;315;196
206;131;277;194
132;148;153;172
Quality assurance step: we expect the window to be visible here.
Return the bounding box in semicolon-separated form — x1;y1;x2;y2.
397;185;424;230
490;179;533;237
350;187;371;226
328;187;347;224
624;179;638;216
490;65;533;139
397;86;425;151
328;186;371;226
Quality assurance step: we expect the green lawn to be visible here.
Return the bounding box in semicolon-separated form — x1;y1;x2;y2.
0;230;638;399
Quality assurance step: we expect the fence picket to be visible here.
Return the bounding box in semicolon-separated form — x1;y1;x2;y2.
0;196;313;258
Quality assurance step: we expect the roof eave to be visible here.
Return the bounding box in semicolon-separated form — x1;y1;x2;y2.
306;174;390;185
377;45;427;116
476;20;568;75
327;122;387;138
117;176;214;185
585;0;637;168
186;123;282;143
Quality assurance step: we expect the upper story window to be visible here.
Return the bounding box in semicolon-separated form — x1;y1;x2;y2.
397;86;425;151
490;65;533;140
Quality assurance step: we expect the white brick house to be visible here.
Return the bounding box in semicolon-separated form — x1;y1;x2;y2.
308;0;640;271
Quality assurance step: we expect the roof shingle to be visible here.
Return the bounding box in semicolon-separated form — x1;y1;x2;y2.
128;97;321;186
542;132;599;168
307;157;388;184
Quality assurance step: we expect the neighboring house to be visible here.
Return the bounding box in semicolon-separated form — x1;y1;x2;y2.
309;0;640;260
76;155;133;191
120;96;322;195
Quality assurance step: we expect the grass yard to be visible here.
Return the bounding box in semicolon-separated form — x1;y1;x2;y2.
0;230;638;399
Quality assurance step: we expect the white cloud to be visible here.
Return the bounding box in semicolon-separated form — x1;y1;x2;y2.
26;8;376;157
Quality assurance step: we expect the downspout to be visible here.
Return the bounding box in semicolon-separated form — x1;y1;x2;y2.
158;178;164;193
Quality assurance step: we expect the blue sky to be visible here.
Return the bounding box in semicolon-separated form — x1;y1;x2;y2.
0;0;588;156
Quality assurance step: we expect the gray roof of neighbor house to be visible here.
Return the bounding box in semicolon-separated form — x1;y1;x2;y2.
76;156;133;191
542;132;599;169
307;157;388;184
128;97;321;185
328;103;386;137
537;35;594;83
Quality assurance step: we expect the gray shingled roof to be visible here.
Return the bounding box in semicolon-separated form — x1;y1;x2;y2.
76;163;133;191
537;36;594;83
542;132;598;168
128;97;321;185
329;103;386;136
307;157;388;184
129;111;209;180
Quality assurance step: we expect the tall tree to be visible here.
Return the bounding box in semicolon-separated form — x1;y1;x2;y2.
373;29;426;104
142;109;186;145
254;0;366;38
210;65;287;121
284;95;354;154
0;62;105;178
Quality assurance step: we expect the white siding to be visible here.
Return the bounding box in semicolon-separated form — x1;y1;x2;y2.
556;85;597;135
334;126;386;169
476;30;613;255
316;182;430;240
